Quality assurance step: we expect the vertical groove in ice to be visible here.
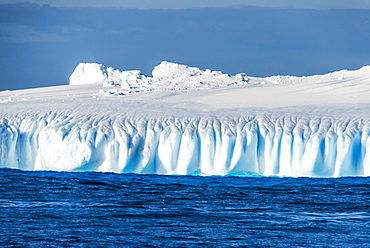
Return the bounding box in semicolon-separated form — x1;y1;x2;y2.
0;113;369;177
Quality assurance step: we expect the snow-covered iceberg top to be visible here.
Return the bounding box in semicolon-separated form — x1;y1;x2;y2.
69;61;370;98
69;61;248;94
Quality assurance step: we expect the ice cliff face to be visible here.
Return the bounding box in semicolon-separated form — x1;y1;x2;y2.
1;114;369;177
69;63;140;92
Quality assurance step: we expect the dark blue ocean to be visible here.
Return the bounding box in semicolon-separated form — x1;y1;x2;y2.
1;168;370;247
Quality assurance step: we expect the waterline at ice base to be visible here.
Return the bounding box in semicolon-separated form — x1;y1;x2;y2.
1;61;370;177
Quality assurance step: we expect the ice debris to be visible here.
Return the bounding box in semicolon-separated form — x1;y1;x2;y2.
69;61;249;95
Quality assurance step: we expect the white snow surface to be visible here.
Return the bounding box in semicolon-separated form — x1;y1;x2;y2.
1;61;370;177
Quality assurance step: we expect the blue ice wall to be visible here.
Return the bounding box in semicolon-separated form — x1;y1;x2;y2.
0;114;369;177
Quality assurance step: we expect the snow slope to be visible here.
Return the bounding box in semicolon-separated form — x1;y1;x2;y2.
0;61;370;177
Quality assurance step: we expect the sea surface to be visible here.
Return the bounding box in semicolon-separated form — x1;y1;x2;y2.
1;168;370;247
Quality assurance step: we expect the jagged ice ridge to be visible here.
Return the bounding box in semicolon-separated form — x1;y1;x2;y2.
69;61;249;95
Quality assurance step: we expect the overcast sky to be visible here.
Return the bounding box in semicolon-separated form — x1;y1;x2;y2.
0;2;369;90
1;0;370;9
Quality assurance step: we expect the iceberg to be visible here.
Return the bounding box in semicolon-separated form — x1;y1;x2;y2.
1;61;370;177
